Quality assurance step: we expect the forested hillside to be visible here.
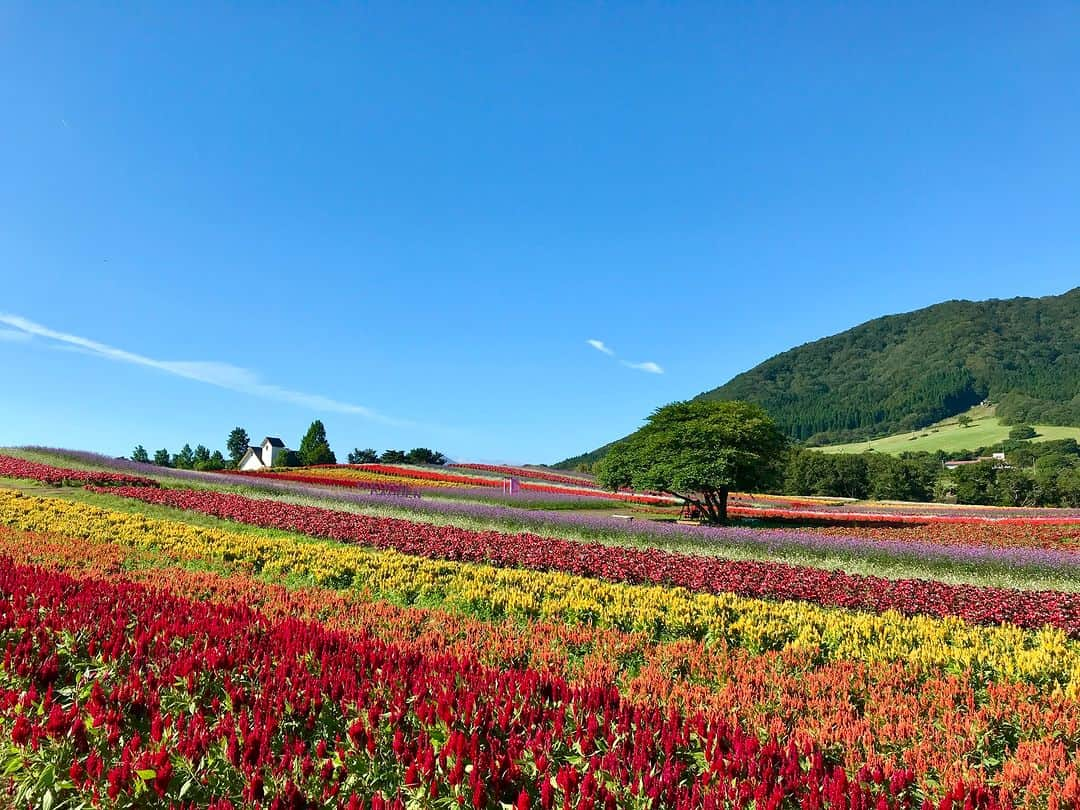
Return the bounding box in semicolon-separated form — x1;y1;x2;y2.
556;288;1080;467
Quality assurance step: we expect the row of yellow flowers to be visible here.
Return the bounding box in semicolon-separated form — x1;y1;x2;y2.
0;489;1076;692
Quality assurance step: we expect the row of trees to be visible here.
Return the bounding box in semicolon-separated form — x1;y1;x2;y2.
349;448;447;465
949;438;1080;507
132;421;448;471
784;438;1080;507
130;444;228;471
132;421;338;470
784;450;941;502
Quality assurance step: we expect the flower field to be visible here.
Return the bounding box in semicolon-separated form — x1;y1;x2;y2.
0;453;159;488
0;452;1080;807
448;463;607;488
80;485;1080;635
227;464;677;505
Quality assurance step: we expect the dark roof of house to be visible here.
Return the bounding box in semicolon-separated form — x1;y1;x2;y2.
263;437;285;447
245;446;264;464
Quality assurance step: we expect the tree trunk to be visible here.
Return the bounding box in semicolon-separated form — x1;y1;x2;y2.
697;489;729;524
671;490;729;524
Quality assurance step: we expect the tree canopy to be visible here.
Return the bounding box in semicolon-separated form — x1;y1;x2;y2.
226;427;250;466
173;444;195;470
347;448;379;464
595;400;787;523
298;420;337;466
405;448;447;465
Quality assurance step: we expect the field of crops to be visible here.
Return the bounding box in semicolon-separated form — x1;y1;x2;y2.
0;451;1078;808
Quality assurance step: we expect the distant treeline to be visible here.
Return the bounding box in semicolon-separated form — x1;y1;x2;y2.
787;438;1080;507
130;422;448;471
130;444;228;471
346;448;447;465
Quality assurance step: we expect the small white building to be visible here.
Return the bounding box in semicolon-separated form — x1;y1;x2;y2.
238;436;290;471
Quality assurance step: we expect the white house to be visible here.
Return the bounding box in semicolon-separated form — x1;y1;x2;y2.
238;436;290;471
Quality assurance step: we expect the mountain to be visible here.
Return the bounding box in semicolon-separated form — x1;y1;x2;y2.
555;287;1080;468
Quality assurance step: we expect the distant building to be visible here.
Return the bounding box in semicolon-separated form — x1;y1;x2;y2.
238;436;289;471
943;452;1008;471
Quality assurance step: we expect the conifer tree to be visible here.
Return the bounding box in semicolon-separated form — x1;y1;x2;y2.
298;420;336;466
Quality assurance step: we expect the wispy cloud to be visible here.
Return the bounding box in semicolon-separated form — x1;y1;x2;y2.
620;360;664;374
586;337;663;374
0;329;32;343
0;313;409;425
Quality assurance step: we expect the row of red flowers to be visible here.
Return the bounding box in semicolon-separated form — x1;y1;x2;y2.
0;557;999;809
96;485;1080;636
0;453;159;489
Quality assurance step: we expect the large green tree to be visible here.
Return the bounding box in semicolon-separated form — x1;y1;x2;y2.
226;427;250;466
130;445;150;464
596;400;787;523
347;448;379;464
298;420;337;466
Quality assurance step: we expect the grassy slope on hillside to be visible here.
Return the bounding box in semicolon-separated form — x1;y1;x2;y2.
820;405;1080;455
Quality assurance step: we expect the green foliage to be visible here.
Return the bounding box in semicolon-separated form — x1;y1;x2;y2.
173;444;195;470
195;446;227;471
405;448;447;465
596;400;786;523
785;451;870;499
130;445;150;464
347;448;380;464
555;441;618;472
957;415;972;427
1009;425;1038;440
275;449;301;468
298;420;336;466
950;462;998;505
783;450;939;502
997;392;1080;426
152;448;172;467
380;450;408;464
866;454;940;502
226;427;250;466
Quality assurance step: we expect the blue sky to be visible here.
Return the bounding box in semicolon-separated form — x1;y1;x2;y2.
2;3;1078;463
